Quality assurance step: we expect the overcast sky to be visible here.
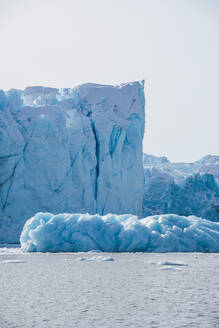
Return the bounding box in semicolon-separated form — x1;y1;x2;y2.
0;0;218;162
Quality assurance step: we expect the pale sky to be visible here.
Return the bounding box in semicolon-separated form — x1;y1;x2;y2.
0;0;218;162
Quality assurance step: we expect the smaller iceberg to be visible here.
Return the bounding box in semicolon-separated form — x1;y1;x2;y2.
76;256;114;262
20;213;219;252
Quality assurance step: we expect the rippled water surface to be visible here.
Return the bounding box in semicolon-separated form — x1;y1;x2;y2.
0;249;219;328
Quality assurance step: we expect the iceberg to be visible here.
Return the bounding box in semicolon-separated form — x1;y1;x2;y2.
0;81;145;243
20;212;219;253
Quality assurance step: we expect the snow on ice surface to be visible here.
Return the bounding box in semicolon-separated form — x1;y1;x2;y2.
0;81;145;243
20;212;219;253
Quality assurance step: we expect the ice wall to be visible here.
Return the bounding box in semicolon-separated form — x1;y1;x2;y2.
0;82;145;242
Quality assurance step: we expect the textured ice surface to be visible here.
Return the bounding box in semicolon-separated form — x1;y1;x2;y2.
143;154;219;221
0;81;145;242
20;212;219;252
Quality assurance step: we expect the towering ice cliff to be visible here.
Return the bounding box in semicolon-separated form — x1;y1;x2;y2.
0;82;145;242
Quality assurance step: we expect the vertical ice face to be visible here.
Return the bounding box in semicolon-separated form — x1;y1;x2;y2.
0;81;145;242
76;82;145;217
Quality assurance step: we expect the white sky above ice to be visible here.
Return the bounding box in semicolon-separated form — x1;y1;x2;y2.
0;0;218;162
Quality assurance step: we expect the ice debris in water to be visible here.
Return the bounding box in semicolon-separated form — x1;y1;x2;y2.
147;261;188;266
0;259;26;264
158;261;188;266
76;256;114;262
20;212;219;253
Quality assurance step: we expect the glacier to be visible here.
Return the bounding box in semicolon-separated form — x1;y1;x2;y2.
20;212;219;252
143;153;219;184
0;82;145;243
143;154;219;221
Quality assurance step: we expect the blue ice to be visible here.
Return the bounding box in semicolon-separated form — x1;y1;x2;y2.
20;212;219;253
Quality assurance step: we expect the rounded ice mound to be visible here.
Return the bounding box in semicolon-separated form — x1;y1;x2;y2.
20;213;219;253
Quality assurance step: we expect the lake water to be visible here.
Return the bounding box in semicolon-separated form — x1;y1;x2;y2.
0;249;219;328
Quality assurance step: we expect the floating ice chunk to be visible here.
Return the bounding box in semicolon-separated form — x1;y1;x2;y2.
76;256;114;262
0;259;26;264
158;261;188;266
20;212;219;253
147;260;187;266
87;250;102;253
146;261;157;265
